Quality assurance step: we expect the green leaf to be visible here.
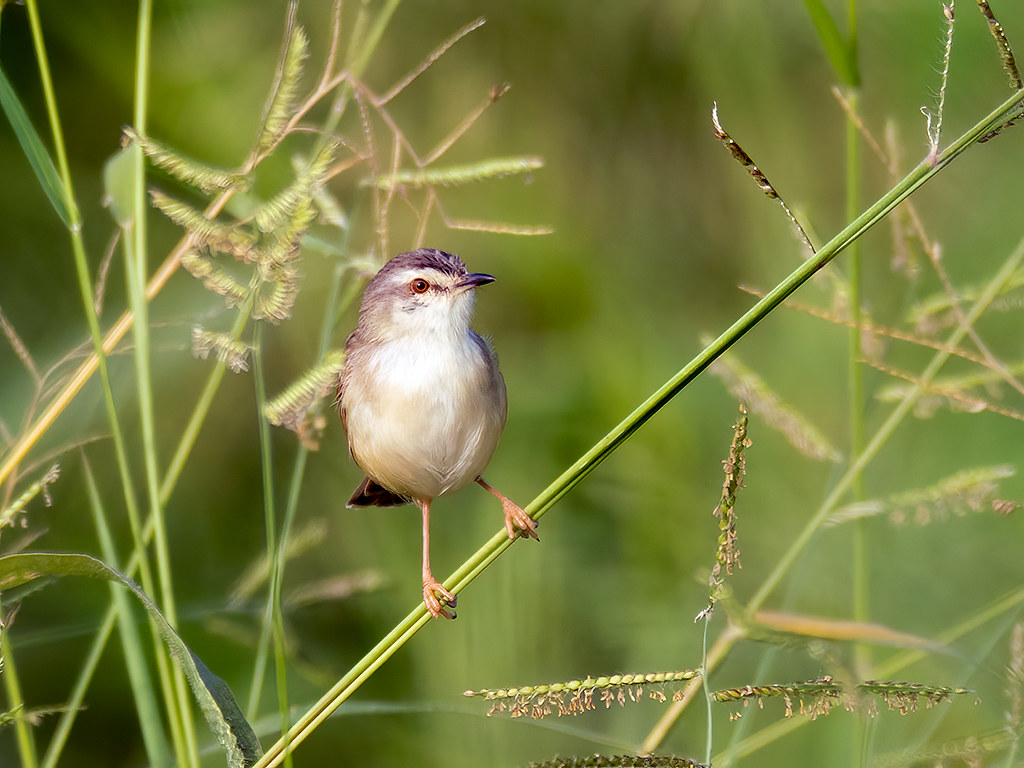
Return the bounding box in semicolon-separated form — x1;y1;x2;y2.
103;146;140;227
803;0;861;87
0;553;263;768
0;65;73;227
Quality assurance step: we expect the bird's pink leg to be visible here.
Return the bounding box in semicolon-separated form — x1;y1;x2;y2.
476;477;539;540
418;498;457;619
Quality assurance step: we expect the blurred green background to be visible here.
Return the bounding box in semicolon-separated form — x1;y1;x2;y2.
2;1;1024;766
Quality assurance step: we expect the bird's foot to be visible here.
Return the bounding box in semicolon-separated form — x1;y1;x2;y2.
502;498;539;541
423;578;457;620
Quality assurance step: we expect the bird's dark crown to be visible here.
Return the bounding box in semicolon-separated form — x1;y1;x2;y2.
378;249;467;281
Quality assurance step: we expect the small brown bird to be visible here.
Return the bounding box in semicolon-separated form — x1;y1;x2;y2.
337;249;537;619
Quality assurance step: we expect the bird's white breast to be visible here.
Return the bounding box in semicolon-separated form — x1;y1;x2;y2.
342;331;506;501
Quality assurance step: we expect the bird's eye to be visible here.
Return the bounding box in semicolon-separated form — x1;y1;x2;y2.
411;278;430;294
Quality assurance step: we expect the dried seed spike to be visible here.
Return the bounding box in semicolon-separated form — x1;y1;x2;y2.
976;0;1022;90
712;103;814;254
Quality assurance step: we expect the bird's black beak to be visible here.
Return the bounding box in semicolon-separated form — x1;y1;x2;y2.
457;272;496;289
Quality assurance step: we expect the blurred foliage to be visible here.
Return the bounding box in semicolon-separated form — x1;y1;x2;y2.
1;1;1024;766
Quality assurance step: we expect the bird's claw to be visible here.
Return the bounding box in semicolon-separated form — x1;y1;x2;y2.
503;499;539;541
423;578;457;620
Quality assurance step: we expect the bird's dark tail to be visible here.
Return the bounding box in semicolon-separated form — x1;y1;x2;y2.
346;476;409;508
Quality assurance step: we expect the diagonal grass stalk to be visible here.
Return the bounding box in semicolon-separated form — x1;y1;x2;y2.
252;73;1024;768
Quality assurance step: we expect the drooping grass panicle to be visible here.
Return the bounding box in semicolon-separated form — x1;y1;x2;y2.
826;464;1015;526
526;756;707;768
124;127;244;192
464;671;699;719
710;354;841;463
712;102;814;255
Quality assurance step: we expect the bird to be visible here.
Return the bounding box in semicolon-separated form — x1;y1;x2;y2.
337;248;538;619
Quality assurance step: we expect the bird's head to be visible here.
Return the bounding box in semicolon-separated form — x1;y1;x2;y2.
357;249;495;341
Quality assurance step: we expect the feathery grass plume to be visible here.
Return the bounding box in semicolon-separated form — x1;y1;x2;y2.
710;354;841;462
464;671;700;719
698;404;749;620
252;269;301;324
714;677;971;719
263;349;345;436
527;756;707;768
191;327;253;374
368;156;545;190
149;190;258;260
254;6;309;155
252;141;337;235
0;464;59;532
124;127;243;192
826;465;1015;526
712;102;814;254
872;362;1024;422
923;3;956;162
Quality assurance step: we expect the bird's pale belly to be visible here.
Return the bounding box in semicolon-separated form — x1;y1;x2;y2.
343;339;505;500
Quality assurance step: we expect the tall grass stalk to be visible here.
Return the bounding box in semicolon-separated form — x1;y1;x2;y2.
250;321;293;768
